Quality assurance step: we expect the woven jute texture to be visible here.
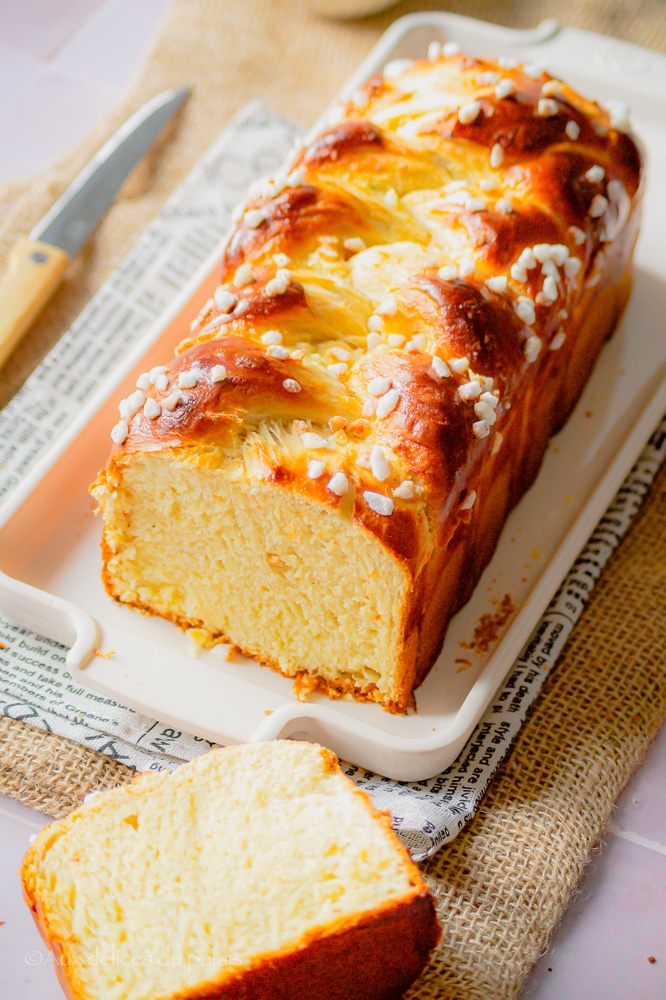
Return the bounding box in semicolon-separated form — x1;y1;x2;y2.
1;1;665;997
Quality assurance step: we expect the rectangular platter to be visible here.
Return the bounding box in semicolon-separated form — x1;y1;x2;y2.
1;12;666;780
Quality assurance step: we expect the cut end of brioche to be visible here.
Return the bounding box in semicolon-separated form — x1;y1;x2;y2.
92;450;419;710
21;741;440;1000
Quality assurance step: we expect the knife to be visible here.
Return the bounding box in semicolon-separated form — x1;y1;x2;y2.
0;86;190;370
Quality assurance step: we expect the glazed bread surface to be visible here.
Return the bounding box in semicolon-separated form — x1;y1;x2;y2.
91;51;643;712
21;741;440;1000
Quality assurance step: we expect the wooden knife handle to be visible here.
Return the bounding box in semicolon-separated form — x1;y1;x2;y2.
0;238;70;370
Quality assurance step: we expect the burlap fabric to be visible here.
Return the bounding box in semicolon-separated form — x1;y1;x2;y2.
1;1;665;997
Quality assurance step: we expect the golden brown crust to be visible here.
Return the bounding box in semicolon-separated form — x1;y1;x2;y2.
94;51;644;711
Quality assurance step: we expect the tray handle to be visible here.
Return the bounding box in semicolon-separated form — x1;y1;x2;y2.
0;570;99;669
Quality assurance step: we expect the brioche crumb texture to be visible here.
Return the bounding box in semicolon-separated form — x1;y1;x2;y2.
21;742;438;1000
94;451;413;708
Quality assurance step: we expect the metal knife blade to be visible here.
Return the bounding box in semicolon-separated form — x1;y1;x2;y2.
0;87;190;370
31;87;191;258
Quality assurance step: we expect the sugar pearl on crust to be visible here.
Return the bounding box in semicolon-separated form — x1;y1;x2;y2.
283;379;301;393
111;420;129;444
370;445;391;482
307;460;325;479
163;391;182;411
490;143;504;168
459;259;475;278
265;269;292;297
127;389;145;412
525;335;542;362
368;376;392;397
585;165;605;183
589;194;609;218
565;257;582;278
449;356;470;374
273;253;290;268
551;330;566;350
214;288;237;313
392;480;415;499
327;472;349;496
267;345;290;359
518;248;537;269
474;401;497;425
235;263;253;286
327;363;347;378
431;356;451;379
376;388;400;418
523;63;543;79
143;398;161;419
516;298;536;326
329;346;350;360
536;98;559;117
135;372;151;390
472;420;490;439
244;208;266;228
407;333;426;352
608;179;626;201
550;245;570;265
565;120;580;140
460;490;477;510
286;167;304;187
605;99;631;131
458;101;481;124
511;263;527;283
178;371;197;389
262;330;282;345
492;431;504;454
438;265;457;281
467;197;486;213
376;296;398;316
154;374;169;391
301;432;331;449
533;244;552;263
458;380;482;401
367;315;384;332
495;78;516;99
364;491;394;516
344;237;365;252
486;276;508;293
541;79;562;98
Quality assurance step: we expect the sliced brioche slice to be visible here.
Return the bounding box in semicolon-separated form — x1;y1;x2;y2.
21;741;440;1000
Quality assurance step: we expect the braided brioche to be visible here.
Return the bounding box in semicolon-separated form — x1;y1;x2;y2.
91;51;643;713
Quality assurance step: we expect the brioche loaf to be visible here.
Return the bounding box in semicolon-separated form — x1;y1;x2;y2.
91;50;643;712
21;740;440;1000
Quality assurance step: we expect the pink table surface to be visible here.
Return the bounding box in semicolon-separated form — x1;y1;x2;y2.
0;2;664;996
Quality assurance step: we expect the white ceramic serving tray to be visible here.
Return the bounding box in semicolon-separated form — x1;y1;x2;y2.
1;13;666;781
